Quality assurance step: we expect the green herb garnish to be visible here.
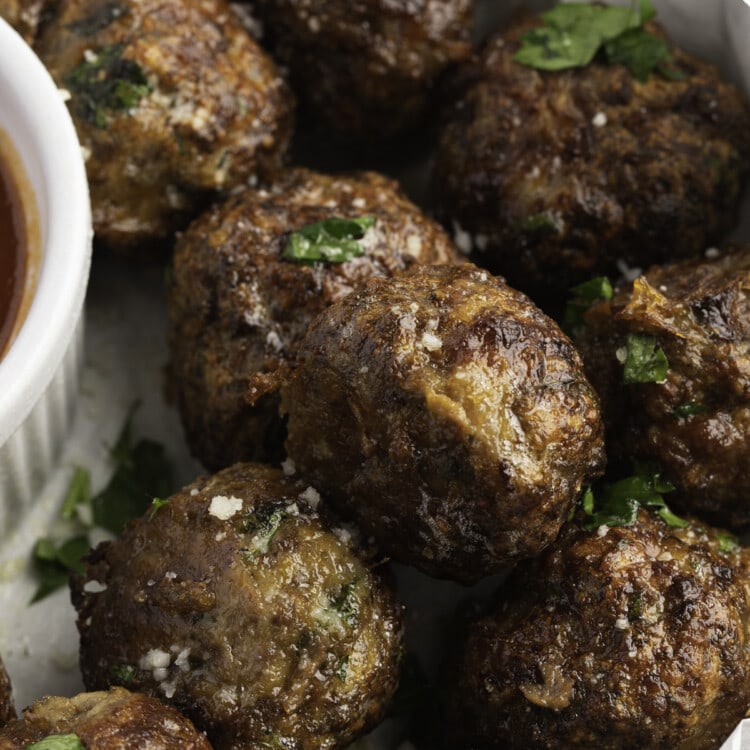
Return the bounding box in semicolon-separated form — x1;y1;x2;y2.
282;216;376;265
563;276;613;332
619;332;669;384
242;505;287;558
718;532;740;554
331;581;360;628
673;401;708;418
67;2;128;35
582;462;688;530
64;44;152;128
30;410;174;603
520;212;561;234
148;497;170;521
26;734;85;750
109;663;137;683
515;0;678;82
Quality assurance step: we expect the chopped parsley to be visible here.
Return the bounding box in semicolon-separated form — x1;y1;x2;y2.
64;44;152;128
618;332;669;384
283;216;376;265
242;504;288;558
330;581;360;628
514;0;680;82
581;462;688;530
520;212;561;234
563;276;613;332
717;532;740;554
30;410;174;603
109;663;138;683
148;497;170;521
673;401;708;418
27;734;85;750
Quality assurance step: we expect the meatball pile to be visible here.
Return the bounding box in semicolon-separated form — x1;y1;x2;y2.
0;688;211;749
433;13;750;304
574;245;750;529
282;263;605;582
35;0;294;252
438;509;750;749
168;167;460;470
246;0;474;141
72;463;404;750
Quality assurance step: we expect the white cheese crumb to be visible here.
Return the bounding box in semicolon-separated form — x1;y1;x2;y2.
80;146;92;163
592;111;608;128
420;332;443;351
83;580;107;594
153;667;169;682
174;648;191;672
209;495;244;520
215;531;227;542
314;670;327;682
140;649;171;670
266;330;284;353
285;503;300;516
452;221;473;255
161;680;177;698
614;616;629;630
164;571;177;580
281;458;296;476
352;197;366;208
615;347;628;364
596;525;609;538
616;258;642;282
704;247;720;259
83;49;98;63
333;527;352;545
406;235;423;256
359;365;369;374
300;486;321;510
190;488;200;496
657;551;673;562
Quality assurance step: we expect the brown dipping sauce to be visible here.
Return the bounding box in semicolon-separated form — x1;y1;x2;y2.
0;141;28;358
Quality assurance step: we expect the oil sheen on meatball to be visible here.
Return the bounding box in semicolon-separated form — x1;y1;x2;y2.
433;13;750;304
0;687;211;749
35;0;294;252
168;167;461;471
247;0;474;140
281;264;605;583
439;510;750;749
573;245;750;528
72;463;404;750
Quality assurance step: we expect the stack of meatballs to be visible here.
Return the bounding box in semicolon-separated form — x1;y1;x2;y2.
2;0;750;748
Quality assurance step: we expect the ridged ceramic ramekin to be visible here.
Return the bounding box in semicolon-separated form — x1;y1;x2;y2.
0;19;91;536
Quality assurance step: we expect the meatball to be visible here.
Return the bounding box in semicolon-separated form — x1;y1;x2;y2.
0;687;211;749
168;167;461;470
433;13;750;305
246;0;474;141
281;263;605;583
35;0;294;252
573;245;750;529
72;462;404;750
437;509;750;749
0;657;14;728
0;0;47;42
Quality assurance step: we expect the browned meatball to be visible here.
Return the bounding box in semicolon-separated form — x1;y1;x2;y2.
438;509;750;749
0;657;14;728
72;463;404;750
0;0;47;42
246;0;474;141
0;688;211;749
433;13;750;305
168;167;461;471
35;0;294;253
573;245;750;529
281;263;605;583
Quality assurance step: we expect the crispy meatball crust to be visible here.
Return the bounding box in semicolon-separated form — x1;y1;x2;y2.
438;511;750;750
574;245;750;528
0;657;14;728
247;0;473;141
281;264;605;583
168;167;461;471
433;15;750;304
35;0;294;252
72;463;404;750
0;688;211;749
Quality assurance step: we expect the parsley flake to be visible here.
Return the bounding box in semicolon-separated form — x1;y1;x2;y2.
64;44;152;128
27;734;85;750
563;276;613;332
619;332;669;384
515;0;678;82
673;401;708;418
283;216;376;265
717;532;740;554
582;462;688;530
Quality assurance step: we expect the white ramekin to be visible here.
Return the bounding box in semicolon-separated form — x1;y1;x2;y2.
0;19;91;536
